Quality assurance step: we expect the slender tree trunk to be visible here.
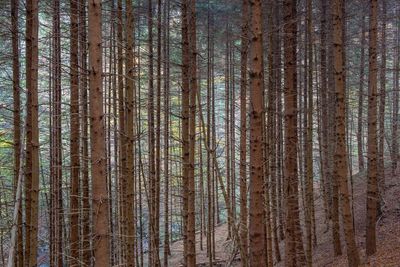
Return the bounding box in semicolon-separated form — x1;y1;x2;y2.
25;0;40;265
239;0;249;265
319;0;331;227
11;0;23;265
248;0;266;265
332;0;360;266
225;27;232;240
163;1;171;265
378;0;387;211
283;0;305;265
357;14;366;172
147;0;159;264
79;1;91;265
70;0;80;264
181;0;191;264
88;0;110;265
305;0;315;263
125;0;137;265
366;0;378;256
329;0;342;255
392;10;400;178
187;0;197;265
155;0;162;264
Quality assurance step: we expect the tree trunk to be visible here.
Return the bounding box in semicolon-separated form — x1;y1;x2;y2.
378;0;387;213
70;0;80;264
88;0;110;265
357;14;366;172
11;0;23;265
181;0;191;264
239;0;249;265
187;0;197;265
125;0;137;265
332;0;360;266
283;0;305;265
392;10;400;178
25;0;40;265
79;1;91;265
366;0;378;256
248;0;266;265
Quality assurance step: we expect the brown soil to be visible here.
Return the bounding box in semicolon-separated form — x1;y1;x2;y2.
166;169;400;266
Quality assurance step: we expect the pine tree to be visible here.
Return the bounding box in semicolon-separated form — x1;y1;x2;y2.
88;0;110;265
248;0;266;265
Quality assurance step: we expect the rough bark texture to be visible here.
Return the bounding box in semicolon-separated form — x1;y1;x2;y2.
240;0;249;265
88;0;110;265
248;0;266;265
25;0;40;265
125;0;136;265
366;0;378;256
332;0;360;266
357;15;366;172
11;0;23;265
187;0;197;265
70;0;80;264
283;0;305;265
181;0;191;264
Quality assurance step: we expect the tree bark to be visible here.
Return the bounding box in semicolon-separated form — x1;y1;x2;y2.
357;14;366;172
366;0;378;256
332;0;360;265
88;0;111;265
70;0;80;264
11;0;23;265
239;0;249;265
25;0;40;265
125;0;137;265
248;0;266;265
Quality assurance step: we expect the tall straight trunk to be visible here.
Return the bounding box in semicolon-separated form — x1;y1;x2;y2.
319;0;331;226
147;0;158;264
211;27;218;257
163;1;171;265
25;0;40;265
274;2;285;242
125;0;136;265
248;0;266;265
187;0;197;265
11;0;23;265
88;0;110;265
378;0;387;207
305;0;315;264
283;0;305;265
332;0;360;266
329;0;342;255
366;0;378;256
116;0;126;261
52;1;64;264
70;0;80;264
272;0;284;256
267;0;280;263
357;14;366;172
239;0;249;264
79;0;91;265
392;11;400;178
206;3;214;263
230;35;236;229
181;0;191;264
225;28;232;239
155;0;162;263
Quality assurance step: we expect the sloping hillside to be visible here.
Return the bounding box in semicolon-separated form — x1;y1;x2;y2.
167;170;400;266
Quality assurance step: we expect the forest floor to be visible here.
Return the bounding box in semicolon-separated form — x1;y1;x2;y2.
166;168;400;266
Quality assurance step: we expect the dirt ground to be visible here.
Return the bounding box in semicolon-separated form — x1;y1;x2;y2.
164;168;400;266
